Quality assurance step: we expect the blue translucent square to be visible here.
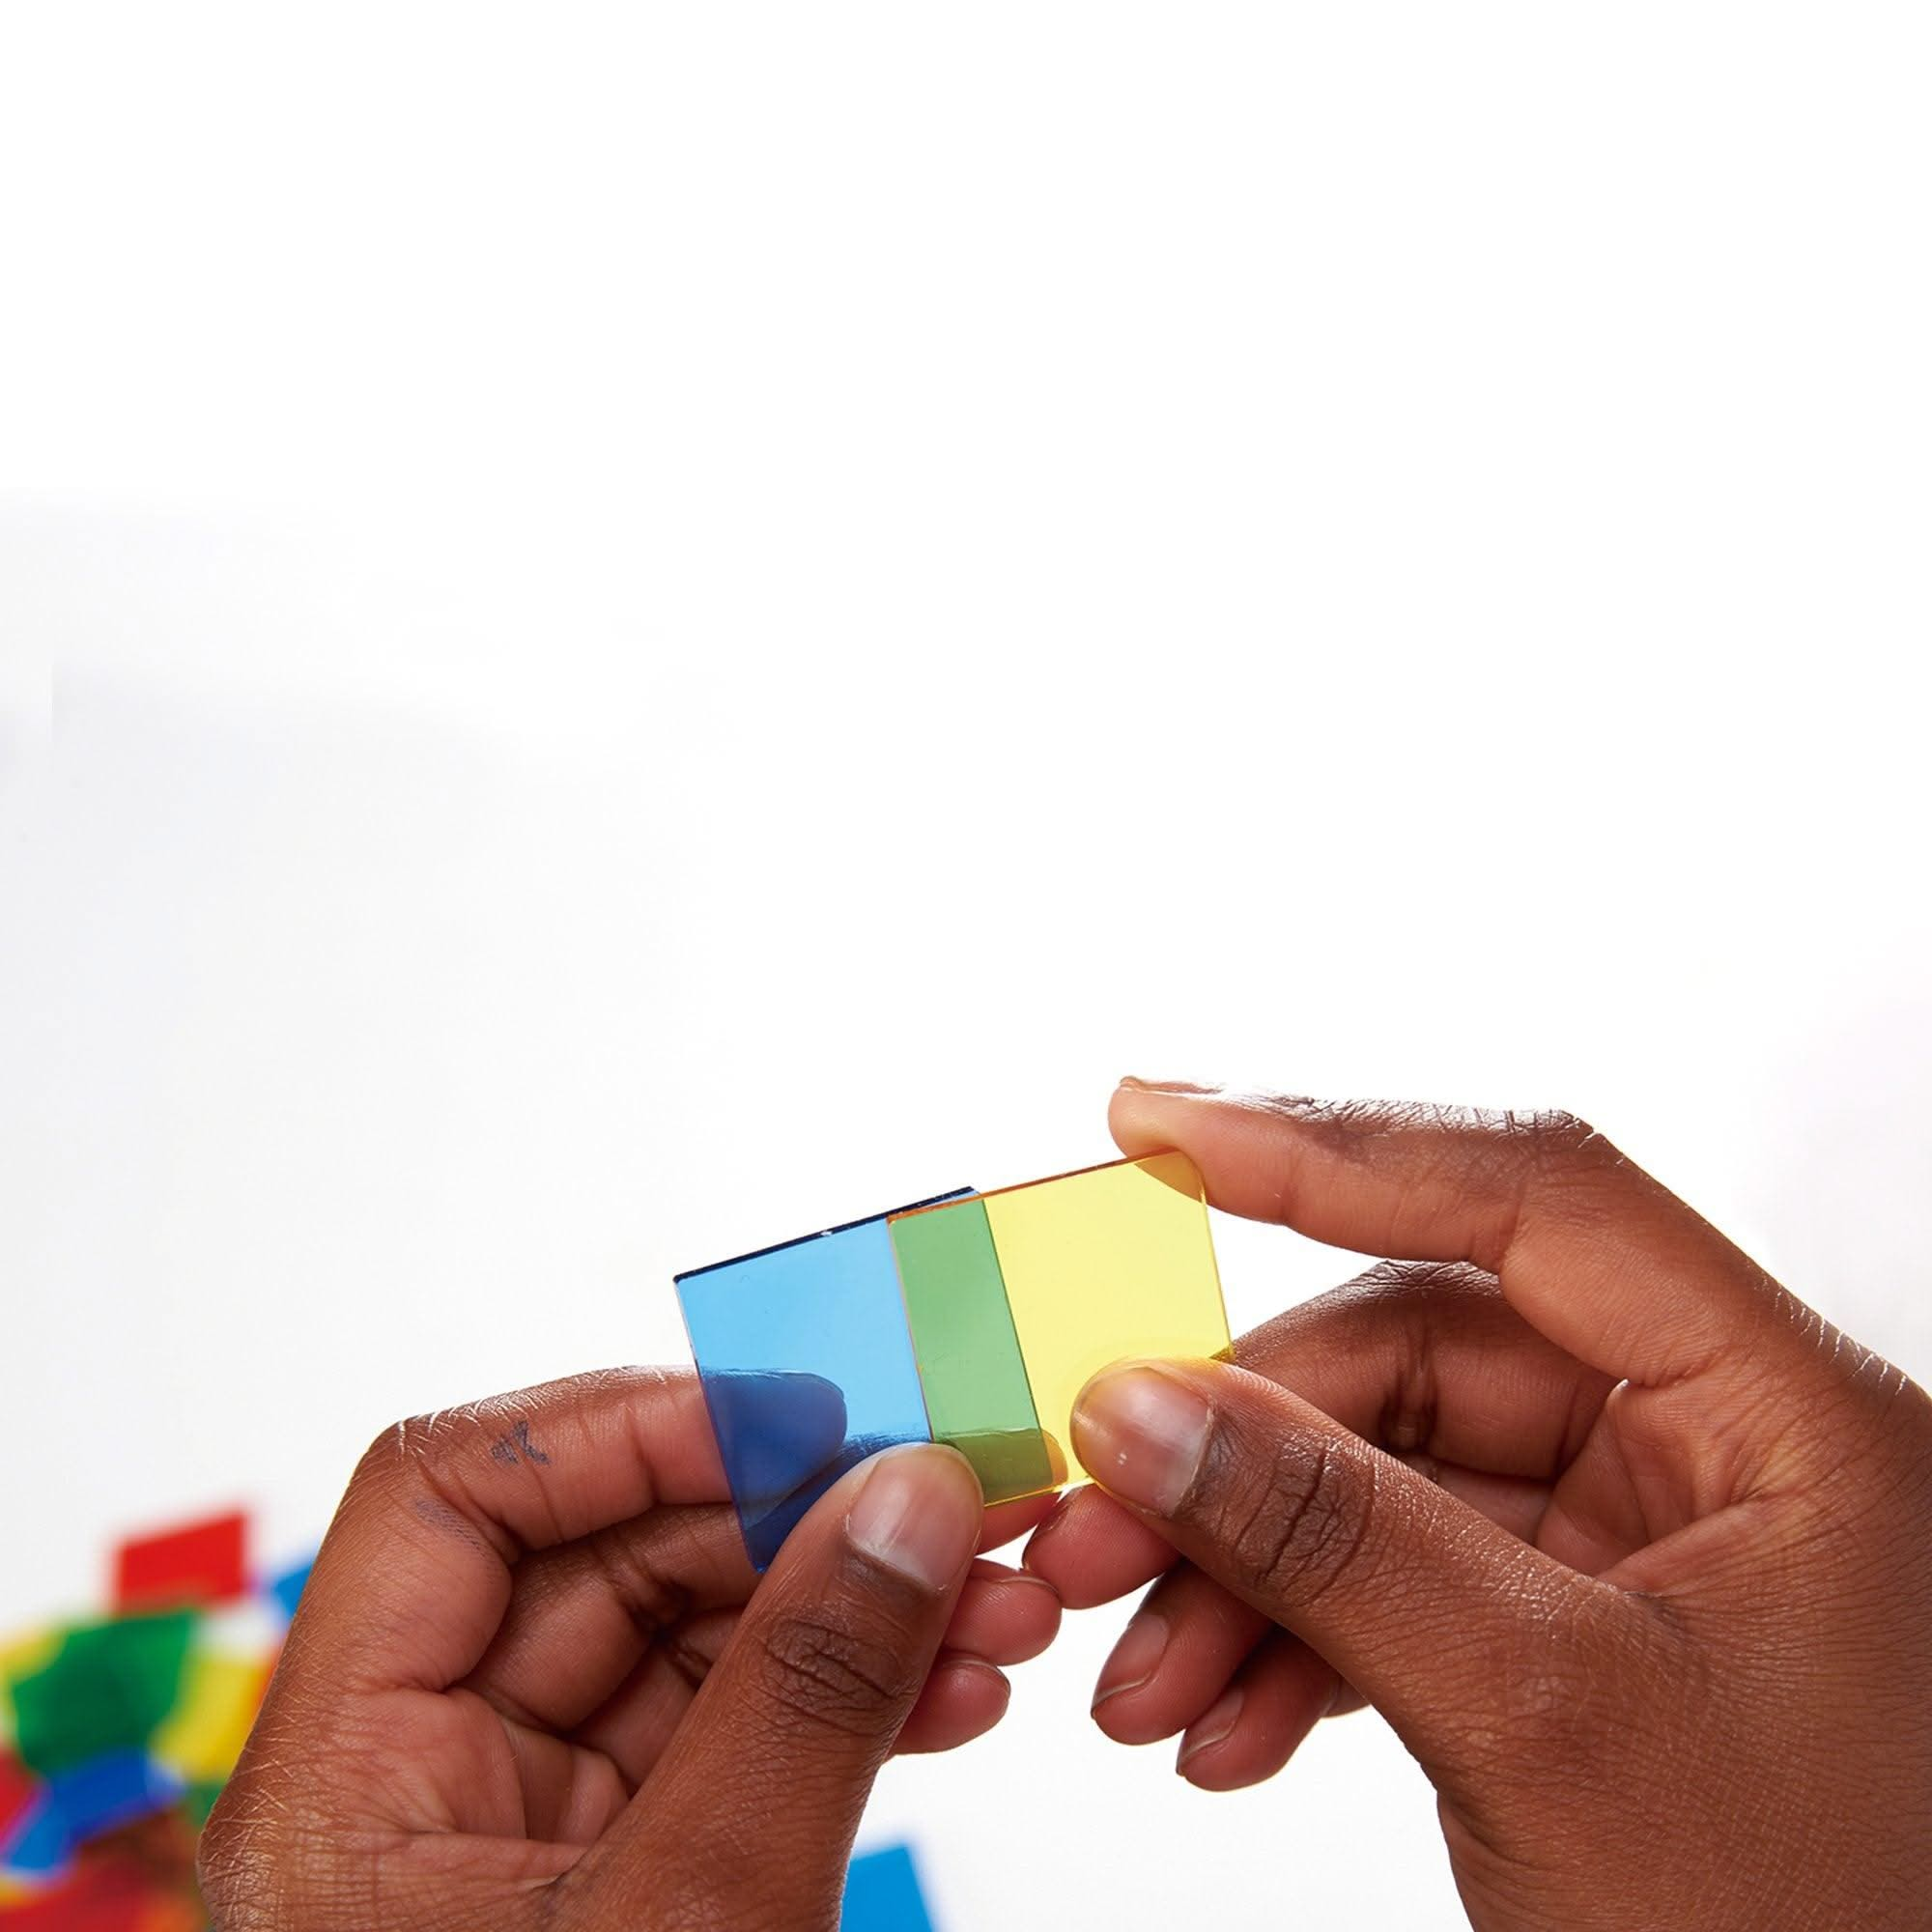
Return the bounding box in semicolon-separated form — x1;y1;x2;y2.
4;1749;183;1875
841;1842;935;1930
676;1191;967;1571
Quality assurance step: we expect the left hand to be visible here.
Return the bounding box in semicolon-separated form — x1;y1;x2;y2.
200;1368;1059;1929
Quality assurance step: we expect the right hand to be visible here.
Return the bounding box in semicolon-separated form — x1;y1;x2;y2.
1027;1081;1932;1931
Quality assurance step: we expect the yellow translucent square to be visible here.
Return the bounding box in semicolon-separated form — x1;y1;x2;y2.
0;1627;61;1745
980;1151;1230;1483
151;1651;266;1783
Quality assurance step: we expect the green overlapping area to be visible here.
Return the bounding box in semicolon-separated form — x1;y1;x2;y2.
885;1151;1230;1493
889;1196;1057;1502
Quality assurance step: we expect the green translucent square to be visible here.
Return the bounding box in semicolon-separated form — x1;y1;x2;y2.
185;1776;227;1831
890;1196;1055;1503
10;1612;196;1776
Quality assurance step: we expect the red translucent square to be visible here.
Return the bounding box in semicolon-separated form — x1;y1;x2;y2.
111;1512;248;1612
0;1747;38;1839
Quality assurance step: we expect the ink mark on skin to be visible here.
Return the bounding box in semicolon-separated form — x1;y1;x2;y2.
412;1497;486;1549
491;1419;552;1467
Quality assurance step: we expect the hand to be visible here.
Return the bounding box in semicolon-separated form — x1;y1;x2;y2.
200;1369;1060;1930
1027;1082;1932;1932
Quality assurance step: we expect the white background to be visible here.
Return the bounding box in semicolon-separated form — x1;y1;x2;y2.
3;6;1928;1926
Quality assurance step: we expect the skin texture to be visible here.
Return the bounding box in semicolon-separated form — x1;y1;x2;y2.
1026;1081;1932;1932
199;1372;1059;1930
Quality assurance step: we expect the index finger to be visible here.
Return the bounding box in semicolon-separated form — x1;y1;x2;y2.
1112;1082;1806;1389
292;1368;730;1692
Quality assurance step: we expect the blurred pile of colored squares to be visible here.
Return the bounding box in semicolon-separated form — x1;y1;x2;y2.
0;1510;312;1928
0;1501;939;1931
677;1151;1231;1569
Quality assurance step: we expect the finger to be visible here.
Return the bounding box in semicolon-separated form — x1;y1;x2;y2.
573;1442;982;1929
296;1369;731;1693
461;1504;752;1732
1024;1485;1179;1606
943;1560;1062;1664
894;1655;1011;1754
574;1607;741;1788
1081;1454;1560;1751
1031;1261;1613;1612
1039;1264;1613;1793
574;1608;1028;1791
497;1549;1052;1797
1090;1566;1272;1746
1236;1261;1613;1478
467;1483;1058;1737
1393;1455;1556;1546
1232;1262;1642;1572
980;1492;1060;1553
1072;1357;1647;1789
1175;1633;1340;1792
1111;1082;1804;1387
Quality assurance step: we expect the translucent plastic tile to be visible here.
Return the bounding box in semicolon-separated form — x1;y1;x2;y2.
888;1197;1055;1505
151;1654;267;1784
0;1750;34;1847
841;1843;934;1931
8;1615;195;1777
35;1749;180;1851
112;1513;246;1614
265;1556;313;1626
980;1151;1229;1483
677;1194;964;1571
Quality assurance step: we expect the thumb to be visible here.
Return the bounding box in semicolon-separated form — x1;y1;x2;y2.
1071;1358;1638;1790
574;1441;982;1931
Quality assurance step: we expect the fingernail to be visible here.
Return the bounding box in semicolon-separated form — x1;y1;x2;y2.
1072;1365;1211;1517
1118;1076;1213;1094
1092;1610;1169;1713
847;1444;979;1591
1177;1686;1243;1773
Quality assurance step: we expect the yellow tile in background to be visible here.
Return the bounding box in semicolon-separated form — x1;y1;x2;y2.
0;1627;62;1747
980;1151;1230;1482
151;1652;267;1784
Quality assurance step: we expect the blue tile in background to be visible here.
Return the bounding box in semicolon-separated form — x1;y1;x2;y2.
2;1749;183;1877
677;1193;967;1571
267;1555;314;1625
841;1842;936;1931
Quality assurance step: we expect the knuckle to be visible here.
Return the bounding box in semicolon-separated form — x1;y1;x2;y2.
361;1391;540;1480
756;1609;919;1737
1491;1108;1633;1244
1504;1106;1605;1170
356;1410;451;1483
583;1520;695;1637
356;1405;500;1498
1209;1432;1371;1611
1357;1257;1496;1299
